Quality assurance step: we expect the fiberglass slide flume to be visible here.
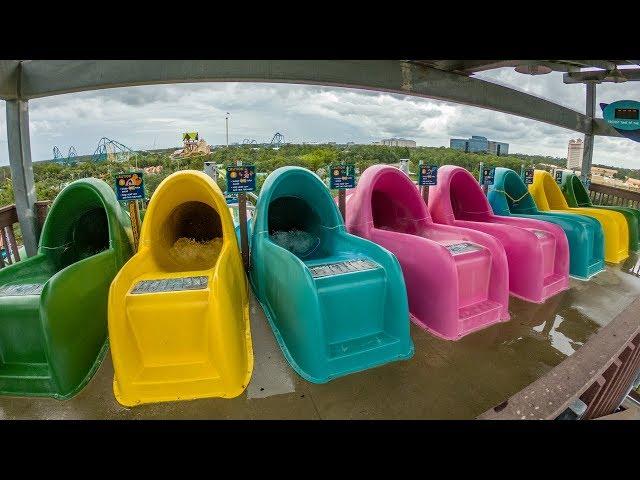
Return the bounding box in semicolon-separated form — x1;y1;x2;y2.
248;166;414;383
559;170;639;254
344;165;510;340
428;165;570;304
528;169;629;264
0;178;133;399
108;170;253;407
488;167;605;280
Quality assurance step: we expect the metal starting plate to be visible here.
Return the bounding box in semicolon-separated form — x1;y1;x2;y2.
0;283;45;297
445;242;482;256
131;276;208;294
309;259;379;278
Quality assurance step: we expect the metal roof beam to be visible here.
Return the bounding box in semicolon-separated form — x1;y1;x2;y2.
411;60;520;75
0;60;20;100
17;60;593;134
593;118;624;138
564;68;640;84
559;60;618;71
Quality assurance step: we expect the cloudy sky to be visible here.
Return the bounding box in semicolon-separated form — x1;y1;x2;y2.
1;66;639;168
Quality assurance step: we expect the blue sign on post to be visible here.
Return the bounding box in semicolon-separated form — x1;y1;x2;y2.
555;170;564;184
481;166;495;185
330;164;356;189
601;100;640;143
523;168;535;185
226;165;256;193
115;172;145;201
418;165;438;186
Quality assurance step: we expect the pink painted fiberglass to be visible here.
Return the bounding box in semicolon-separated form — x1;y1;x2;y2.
344;165;510;341
428;165;570;303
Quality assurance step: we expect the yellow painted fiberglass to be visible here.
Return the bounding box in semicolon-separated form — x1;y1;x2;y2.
108;170;253;406
529;170;628;264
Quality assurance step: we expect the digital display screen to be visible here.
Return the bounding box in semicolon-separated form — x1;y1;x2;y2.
614;108;639;120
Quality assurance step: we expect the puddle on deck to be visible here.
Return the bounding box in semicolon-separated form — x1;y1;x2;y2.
2;254;640;420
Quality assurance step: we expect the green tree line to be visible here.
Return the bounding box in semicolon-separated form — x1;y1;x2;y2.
1;144;571;207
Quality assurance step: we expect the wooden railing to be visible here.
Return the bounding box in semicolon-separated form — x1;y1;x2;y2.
479;297;640;420
586;183;640;278
0;201;50;268
589;182;640;209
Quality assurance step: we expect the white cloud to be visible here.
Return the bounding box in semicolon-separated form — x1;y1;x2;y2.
1;68;639;169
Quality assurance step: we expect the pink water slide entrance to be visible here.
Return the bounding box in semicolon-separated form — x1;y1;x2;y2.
428;165;570;303
344;165;510;341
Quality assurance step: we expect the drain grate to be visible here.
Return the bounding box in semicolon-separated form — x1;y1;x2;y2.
131;276;208;294
445;242;482;256
0;283;45;297
309;259;379;278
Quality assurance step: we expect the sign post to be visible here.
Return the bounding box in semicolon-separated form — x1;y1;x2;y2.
115;172;145;251
555;169;564;185
418;162;438;206
226;163;256;271
330;163;356;222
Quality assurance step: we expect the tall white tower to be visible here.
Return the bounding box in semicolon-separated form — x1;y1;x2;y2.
567;138;584;170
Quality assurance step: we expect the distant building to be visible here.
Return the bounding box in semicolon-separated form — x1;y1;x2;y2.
567;139;584;169
626;178;640;189
380;138;417;148
592;167;618;178
450;135;509;156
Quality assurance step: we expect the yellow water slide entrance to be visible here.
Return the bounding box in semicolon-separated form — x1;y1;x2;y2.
529;170;628;264
108;171;253;406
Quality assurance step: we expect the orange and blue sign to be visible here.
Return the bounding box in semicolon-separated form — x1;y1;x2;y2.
418;165;438;186
115;172;145;201
226;165;256;193
330;164;356;189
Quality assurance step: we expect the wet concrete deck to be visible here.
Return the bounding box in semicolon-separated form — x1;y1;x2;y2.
2;255;640;420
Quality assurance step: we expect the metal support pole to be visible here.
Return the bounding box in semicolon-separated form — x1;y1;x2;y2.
6;99;38;256
581;82;596;188
225;113;229;147
236;159;249;271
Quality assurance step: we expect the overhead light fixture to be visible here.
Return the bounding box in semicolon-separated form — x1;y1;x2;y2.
514;64;553;75
603;66;627;83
